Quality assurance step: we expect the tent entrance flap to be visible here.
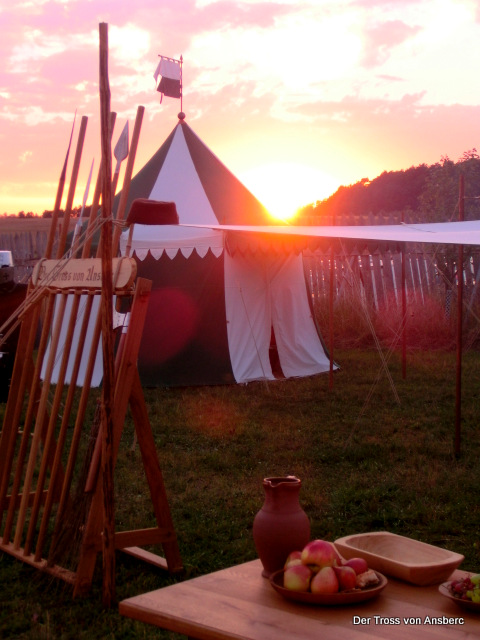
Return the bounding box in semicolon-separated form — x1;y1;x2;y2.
224;252;275;383
269;327;284;379
270;253;332;378
225;251;331;384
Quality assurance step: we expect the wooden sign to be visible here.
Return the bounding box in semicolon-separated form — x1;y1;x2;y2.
31;257;137;291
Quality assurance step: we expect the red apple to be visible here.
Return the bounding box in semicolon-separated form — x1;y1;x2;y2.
310;566;339;594
284;550;303;569
333;565;357;591
301;539;341;571
344;557;369;575
283;564;313;592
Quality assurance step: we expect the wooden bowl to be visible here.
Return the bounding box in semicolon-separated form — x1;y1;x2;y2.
334;532;464;586
439;582;480;612
270;569;387;605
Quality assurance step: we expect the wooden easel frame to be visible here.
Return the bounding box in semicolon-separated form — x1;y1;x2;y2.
0;267;182;596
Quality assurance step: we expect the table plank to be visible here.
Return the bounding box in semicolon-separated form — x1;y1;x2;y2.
120;585;382;640
119;560;480;640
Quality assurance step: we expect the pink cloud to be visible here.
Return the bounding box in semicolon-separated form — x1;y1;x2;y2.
286;92;480;177
376;74;405;82
352;0;422;6
198;1;297;28
361;20;422;67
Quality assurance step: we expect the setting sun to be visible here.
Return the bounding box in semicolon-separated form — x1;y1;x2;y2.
239;163;340;222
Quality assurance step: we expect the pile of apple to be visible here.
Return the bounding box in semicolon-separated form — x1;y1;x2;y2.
282;539;376;594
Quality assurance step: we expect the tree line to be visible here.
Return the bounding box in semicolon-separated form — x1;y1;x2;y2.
295;150;480;224
6;150;480;224
3;206;90;219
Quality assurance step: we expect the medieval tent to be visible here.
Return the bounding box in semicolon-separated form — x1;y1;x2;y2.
116;114;333;387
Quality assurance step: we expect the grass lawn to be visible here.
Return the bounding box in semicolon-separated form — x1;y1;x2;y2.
1;348;479;638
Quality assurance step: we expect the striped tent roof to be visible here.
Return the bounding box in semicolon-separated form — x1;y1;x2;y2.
117;116;272;227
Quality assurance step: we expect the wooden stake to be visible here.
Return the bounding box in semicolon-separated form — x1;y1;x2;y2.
45;113;76;258
35;293;87;561
99;21;116;608
24;293;73;556
12;294;65;550
83;112;117;259
56;116;88;259
2;294;55;545
47;294;101;561
0;300;41;524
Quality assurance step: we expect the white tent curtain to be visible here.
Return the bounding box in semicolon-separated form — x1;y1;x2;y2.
269;253;332;378
224;251;275;383
224;251;331;383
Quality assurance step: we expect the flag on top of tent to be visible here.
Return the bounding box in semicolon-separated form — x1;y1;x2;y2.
154;56;182;102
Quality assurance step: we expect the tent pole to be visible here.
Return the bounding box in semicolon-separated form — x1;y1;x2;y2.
180;55;183;113
329;213;335;390
401;212;407;379
455;174;464;456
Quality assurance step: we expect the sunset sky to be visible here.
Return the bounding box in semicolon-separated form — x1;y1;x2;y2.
1;0;480;220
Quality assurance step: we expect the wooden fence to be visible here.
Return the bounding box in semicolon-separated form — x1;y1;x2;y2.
304;249;480;312
0;230;50;283
2;226;480;314
301;213;480;312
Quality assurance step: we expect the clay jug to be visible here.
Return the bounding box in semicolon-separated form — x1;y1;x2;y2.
253;475;310;577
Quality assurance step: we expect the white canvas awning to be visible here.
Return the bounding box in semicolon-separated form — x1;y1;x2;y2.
180;220;480;247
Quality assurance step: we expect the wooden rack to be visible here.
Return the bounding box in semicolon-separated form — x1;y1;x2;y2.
0;259;182;596
0;24;182;600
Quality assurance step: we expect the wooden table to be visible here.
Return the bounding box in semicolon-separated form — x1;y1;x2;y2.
119;559;480;639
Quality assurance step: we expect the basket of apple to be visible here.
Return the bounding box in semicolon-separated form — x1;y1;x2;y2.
269;539;388;605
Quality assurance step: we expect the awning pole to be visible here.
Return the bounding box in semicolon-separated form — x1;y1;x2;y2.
329;213;335;390
401;212;406;379
455;174;464;456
